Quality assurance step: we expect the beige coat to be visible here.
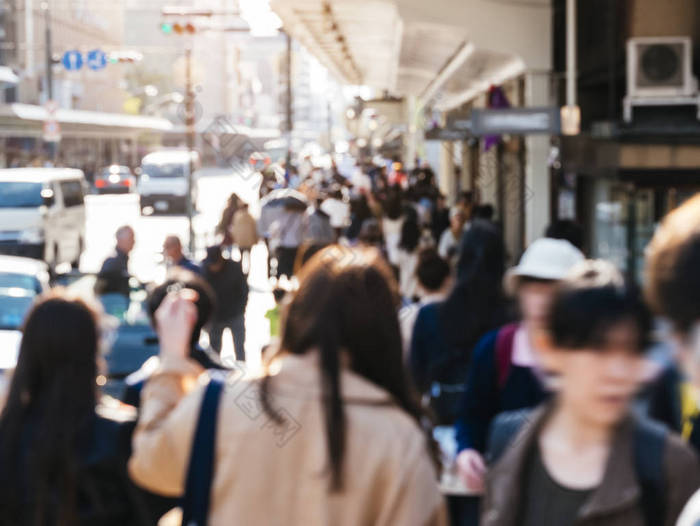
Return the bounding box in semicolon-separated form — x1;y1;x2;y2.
231;209;259;249
129;352;448;526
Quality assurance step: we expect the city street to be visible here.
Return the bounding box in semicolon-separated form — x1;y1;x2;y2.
0;0;699;524
79;168;273;372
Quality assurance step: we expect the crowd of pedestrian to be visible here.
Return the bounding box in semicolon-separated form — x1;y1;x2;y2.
4;158;700;526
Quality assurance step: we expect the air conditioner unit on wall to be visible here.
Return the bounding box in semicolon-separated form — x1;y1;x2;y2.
624;36;700;122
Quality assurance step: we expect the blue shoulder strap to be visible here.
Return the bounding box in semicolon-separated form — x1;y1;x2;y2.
485;408;531;465
181;376;225;526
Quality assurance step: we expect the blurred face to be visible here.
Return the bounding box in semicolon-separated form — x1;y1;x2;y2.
451;213;465;233
163;239;182;262
518;280;558;330
545;322;645;427
117;229;135;254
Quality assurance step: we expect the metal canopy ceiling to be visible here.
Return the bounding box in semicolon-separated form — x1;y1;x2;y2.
433;50;525;111
397;22;469;96
271;0;550;110
271;0;403;89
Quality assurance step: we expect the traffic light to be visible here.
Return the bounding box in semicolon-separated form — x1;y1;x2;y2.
161;20;196;35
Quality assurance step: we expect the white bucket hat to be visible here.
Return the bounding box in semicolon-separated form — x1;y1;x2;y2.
504;237;584;295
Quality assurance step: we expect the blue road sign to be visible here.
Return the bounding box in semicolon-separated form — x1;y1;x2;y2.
62;50;83;71
87;49;107;71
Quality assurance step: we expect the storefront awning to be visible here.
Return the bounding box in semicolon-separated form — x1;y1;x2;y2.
0;67;19;85
0;103;174;138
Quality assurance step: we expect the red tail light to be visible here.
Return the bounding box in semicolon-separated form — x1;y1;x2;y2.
122;179;132;186
95;180;106;188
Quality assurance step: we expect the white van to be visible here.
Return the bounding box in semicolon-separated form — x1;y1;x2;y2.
137;149;200;214
0;168;87;269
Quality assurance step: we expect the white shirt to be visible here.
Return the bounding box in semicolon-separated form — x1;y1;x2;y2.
382;217;404;265
678;488;700;526
321;198;350;229
438;229;460;259
351;170;372;194
512;326;554;389
397;249;420;301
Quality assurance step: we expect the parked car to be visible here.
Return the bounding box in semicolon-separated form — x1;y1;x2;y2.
137;149;200;214
0;168;87;270
64;273;159;399
94;165;136;194
0;256;50;375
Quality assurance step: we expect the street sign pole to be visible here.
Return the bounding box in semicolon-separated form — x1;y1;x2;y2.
185;47;196;256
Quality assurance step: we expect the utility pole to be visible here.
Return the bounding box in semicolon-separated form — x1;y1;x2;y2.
285;31;293;169
42;2;57;162
566;0;576;108
561;0;580;135
160;5;250;254
185;47;196;255
43;2;52;101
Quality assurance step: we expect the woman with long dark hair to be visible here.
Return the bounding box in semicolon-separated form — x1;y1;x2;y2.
409;220;507;423
397;213;423;302
129;246;447;525
0;291;152;526
439;220;506;353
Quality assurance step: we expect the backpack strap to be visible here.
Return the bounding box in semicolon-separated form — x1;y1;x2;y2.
634;417;667;526
495;323;519;390
181;375;225;526
485;408;532;464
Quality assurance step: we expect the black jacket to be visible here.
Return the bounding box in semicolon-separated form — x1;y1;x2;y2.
0;405;170;526
96;249;130;297
203;259;249;321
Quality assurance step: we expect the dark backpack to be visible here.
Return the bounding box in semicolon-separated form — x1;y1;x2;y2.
494;323;518;389
486;409;668;526
427;324;518;425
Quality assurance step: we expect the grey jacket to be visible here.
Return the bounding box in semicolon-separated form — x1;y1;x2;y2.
482;403;700;526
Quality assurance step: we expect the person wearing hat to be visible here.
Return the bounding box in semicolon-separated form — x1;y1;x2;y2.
454;237;584;495
202;245;249;361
